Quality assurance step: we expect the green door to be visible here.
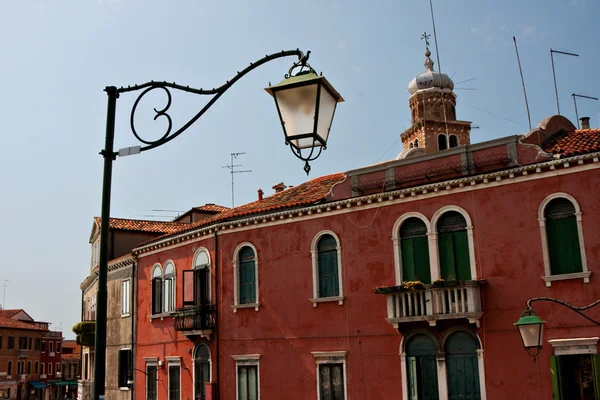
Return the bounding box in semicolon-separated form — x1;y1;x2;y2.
445;332;480;400
406;334;439;400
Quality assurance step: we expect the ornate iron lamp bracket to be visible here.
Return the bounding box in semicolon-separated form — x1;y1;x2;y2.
525;297;600;326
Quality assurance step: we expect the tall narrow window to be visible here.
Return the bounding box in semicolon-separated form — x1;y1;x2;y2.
445;332;481;399
438;134;448;150
41;363;45;375
146;364;158;400
27;361;31;374
35;338;40;350
0;335;2;349
414;139;419;148
118;349;132;388
164;262;176;313
28;337;32;350
122;279;131;315
405;334;439;400
238;365;258;400
152;266;163;315
437;211;471;281
48;363;52;375
400;218;431;283
49;341;53;353
317;234;340;298
41;340;45;352
238;247;257;305
194;250;210;307
169;364;181;400
35;361;38;374
7;361;12;376
194;344;210;400
544;198;583;275
319;364;345;400
8;336;14;350
449;135;458;148
19;337;27;350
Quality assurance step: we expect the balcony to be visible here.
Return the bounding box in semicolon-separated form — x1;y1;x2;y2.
173;305;215;339
17;349;28;358
375;280;485;328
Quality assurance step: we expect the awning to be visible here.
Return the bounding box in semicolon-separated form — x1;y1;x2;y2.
49;380;69;386
28;381;47;389
67;381;78;387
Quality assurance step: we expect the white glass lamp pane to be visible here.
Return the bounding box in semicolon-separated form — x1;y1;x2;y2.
316;86;337;145
291;137;322;150
195;251;209;268
275;84;317;139
518;324;542;348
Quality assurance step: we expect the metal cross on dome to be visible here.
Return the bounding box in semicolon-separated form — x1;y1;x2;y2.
421;32;431;48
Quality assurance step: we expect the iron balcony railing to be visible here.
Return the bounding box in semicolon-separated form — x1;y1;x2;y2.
173;304;215;332
376;280;484;327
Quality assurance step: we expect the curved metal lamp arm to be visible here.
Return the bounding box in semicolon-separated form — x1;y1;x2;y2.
108;49;309;156
526;297;600;325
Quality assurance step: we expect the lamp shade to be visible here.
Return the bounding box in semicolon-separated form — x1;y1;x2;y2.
266;71;343;151
514;309;545;351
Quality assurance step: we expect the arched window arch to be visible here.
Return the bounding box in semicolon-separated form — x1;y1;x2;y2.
414;139;419;148
449;135;458;148
194;343;211;400
232;243;259;310
538;193;589;286
445;332;481;399
151;265;163;315
310;231;344;305
190;249;211;307
163;262;176;312
438;134;448;151
404;334;439;400
400;218;431;283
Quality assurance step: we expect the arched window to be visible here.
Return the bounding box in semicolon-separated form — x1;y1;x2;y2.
163;262;175;313
151;265;163;315
449;135;458;148
405;335;439;399
437;211;471;281
410;142;414;149
317;234;340;298
194;344;210;400
400;218;431;283
445;332;481;399
194;250;210;306
414;139;419;148
544;198;583;275
438;134;448;150
238;246;257;305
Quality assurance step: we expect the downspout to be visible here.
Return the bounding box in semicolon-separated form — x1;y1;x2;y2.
214;230;220;400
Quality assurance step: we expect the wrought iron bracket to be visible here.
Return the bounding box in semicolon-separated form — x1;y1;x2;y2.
526;297;600;326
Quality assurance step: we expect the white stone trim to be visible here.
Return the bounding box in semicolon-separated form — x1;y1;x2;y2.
233;354;261;400
430;205;477;280
538;192;589;286
232;242;260;312
476;348;487;400
548;337;599;355
310;231;344;306
312;351;348;400
391;212;432;284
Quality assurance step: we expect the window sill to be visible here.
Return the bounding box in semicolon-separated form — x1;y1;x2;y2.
310;296;345;307
119;387;130;391
121;313;131;319
231;303;260;313
542;271;591;287
149;313;173;321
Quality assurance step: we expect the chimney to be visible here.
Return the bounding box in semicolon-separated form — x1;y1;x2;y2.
580;117;590;130
272;182;287;193
257;189;264;201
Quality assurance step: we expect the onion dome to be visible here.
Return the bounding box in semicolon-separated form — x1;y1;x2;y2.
408;48;454;94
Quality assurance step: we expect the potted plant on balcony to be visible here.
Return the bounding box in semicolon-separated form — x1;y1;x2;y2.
432;279;445;288
72;321;95;347
403;280;425;291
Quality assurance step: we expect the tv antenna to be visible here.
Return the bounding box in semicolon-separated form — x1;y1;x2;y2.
571;93;598;128
2;280;9;309
550;48;579;115
222;152;251;207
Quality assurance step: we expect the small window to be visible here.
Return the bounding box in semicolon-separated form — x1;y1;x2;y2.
410;142;414;149
544;198;582;275
438;134;448;151
35;338;41;350
400;218;431;283
319;364;345;399
122;279;131;315
28;337;32;350
56;341;61;353
164;263;176;313
146;364;158;400
414;139;419;148
437;211;471;281
317;235;340;298
18;337;27;350
8;336;14;350
449;134;458;148
41;341;46;352
7;361;12;376
35;361;39;374
48;363;53;375
238;365;258;400
41;363;45;375
0;335;2;349
49;341;54;353
238;247;257;305
152;265;163;315
118;349;132;388
169;364;181;400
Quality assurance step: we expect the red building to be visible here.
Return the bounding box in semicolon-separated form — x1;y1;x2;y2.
129;48;600;400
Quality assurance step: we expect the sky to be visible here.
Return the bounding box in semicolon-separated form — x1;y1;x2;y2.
0;0;598;338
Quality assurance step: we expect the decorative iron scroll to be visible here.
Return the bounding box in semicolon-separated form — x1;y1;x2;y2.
173;304;216;331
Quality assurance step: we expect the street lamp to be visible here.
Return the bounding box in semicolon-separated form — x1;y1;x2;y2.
515;297;600;361
93;49;341;400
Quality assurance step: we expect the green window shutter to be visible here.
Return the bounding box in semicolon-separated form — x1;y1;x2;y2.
438;233;456;280
550;355;561;400
547;218;583;275
238;246;256;304
413;236;432;284
318;250;339;297
401;238;417;282
452;231;471;280
407;356;419;400
401;218;430;283
593;354;600;400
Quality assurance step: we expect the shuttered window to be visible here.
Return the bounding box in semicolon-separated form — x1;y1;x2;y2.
239;247;256;304
545;198;583;275
319;363;345;400
550;354;600;399
317;235;340;298
437;212;471;281
406;334;439;400
445;332;481;400
152;278;163;315
238;365;258;400
400;218;431;283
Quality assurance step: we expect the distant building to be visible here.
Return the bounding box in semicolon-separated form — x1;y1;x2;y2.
59;341;80;400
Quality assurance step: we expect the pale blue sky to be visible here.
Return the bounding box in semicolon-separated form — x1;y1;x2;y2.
0;0;598;337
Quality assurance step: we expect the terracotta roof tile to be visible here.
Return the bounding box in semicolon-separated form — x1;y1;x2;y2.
94;217;188;234
0;316;47;331
142;173;345;245
543;129;600;158
192;204;229;213
0;309;22;318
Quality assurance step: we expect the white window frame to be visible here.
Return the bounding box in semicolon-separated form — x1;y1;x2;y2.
232;354;261;400
392;212;433;285
150;264;164;318
166;357;181;400
430;205;478;281
118;347;132;390
48;362;52;375
122;279;131;316
164;261;176;313
549;337;599;355
232;243;260;312
194;248;212;303
144;358;158;400
40;362;44;375
310;231;344;306
538;192;590;286
312;351;348;400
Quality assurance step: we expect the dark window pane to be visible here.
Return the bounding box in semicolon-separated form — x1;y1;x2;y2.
319;364;345;400
147;365;157;400
438;135;448;150
169;365;181;400
449;135;458;148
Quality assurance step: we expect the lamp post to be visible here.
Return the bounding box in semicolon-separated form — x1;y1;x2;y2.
93;49;342;400
515;297;600;361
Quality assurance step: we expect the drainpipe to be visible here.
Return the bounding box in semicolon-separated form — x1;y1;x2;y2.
214;230;220;400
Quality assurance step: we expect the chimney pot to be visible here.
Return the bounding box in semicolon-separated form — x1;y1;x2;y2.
257;189;264;201
580;117;590;130
272;182;287;193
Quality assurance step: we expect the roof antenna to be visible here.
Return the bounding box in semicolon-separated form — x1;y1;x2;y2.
513;37;532;130
222;153;252;207
2;280;9;310
428;0;451;138
571;93;598;128
550;48;579;115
